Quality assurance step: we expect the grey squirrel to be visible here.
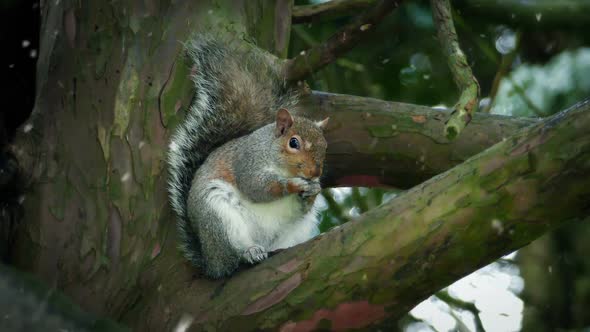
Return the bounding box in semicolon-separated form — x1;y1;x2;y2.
167;35;329;279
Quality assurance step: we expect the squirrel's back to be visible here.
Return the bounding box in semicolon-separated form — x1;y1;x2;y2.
167;35;299;266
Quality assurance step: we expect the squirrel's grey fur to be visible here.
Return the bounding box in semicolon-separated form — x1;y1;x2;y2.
167;35;325;278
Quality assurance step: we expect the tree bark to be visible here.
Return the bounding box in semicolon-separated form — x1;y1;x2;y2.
301;92;535;189
10;0;295;319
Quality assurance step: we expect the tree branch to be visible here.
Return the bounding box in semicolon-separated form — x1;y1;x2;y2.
292;0;378;24
436;290;485;332
298;91;537;189
454;0;590;28
294;0;590;27
285;0;404;82
136;100;590;331
431;0;480;140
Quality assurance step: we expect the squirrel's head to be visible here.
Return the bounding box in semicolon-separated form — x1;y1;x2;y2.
274;108;328;180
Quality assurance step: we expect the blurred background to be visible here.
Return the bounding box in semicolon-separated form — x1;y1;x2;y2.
2;0;589;331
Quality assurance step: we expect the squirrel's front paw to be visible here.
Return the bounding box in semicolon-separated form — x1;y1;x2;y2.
291;178;321;198
243;245;268;264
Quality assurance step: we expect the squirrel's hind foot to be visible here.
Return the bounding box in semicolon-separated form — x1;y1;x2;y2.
243;245;268;264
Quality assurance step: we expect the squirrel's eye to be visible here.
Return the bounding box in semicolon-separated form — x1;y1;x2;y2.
289;137;300;150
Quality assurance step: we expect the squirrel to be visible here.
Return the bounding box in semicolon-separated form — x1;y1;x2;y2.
167;35;329;279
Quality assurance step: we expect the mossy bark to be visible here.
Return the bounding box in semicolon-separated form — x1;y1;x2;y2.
11;0;293;321
299;92;536;188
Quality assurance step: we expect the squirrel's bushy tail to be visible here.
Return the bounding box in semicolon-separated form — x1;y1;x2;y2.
167;35;298;266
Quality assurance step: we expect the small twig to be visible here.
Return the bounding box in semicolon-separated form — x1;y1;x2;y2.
292;0;377;24
448;309;476;332
436;291;486;332
285;0;404;83
431;0;480;140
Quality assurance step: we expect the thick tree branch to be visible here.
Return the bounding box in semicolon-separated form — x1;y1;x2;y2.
136;100;590;331
292;0;377;24
431;0;480;140
285;0;404;82
299;91;537;189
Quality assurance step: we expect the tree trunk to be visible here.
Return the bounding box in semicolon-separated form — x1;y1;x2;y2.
8;0;590;331
11;0;293;318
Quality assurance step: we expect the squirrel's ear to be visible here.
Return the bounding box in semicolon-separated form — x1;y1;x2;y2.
315;117;330;130
275;108;293;137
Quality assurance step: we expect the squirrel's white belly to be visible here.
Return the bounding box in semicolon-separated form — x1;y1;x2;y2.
240;194;304;244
